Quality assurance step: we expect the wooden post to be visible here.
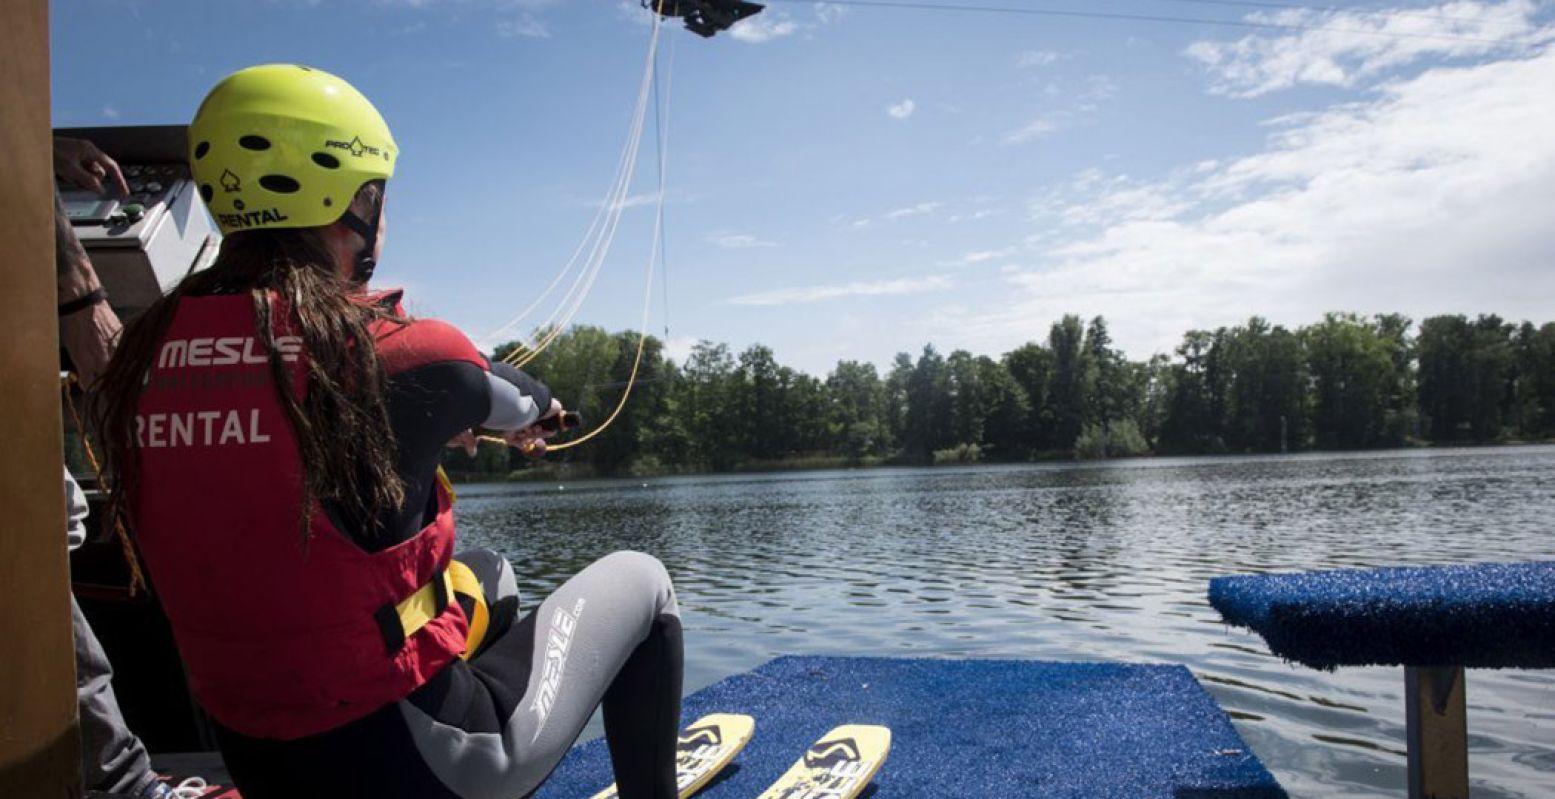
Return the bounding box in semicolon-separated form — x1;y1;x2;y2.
0;2;84;797
1406;666;1468;799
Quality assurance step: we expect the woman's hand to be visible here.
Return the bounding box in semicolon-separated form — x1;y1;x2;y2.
445;400;565;459
446;430;479;457
505;399;565;458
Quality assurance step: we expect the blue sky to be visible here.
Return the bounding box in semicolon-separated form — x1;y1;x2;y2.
52;0;1555;375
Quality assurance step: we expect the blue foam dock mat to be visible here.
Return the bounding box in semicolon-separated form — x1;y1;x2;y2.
536;656;1285;798
1210;561;1555;670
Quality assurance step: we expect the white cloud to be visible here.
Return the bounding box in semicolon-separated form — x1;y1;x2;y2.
1001;74;1115;144
1028;170;1195;229
390;0;560;6
887;99;916;120
384;0;561;36
814;2;851;26
497;14;550;38
1078;74;1117;107
731;14;798;43
946;43;1555;360
852;201;942;228
947;208;1005;223
730;275;953;306
884;202;940;220
941;247;1018;267
708;233;777;249
1186;0;1548;97
1003;114;1064;145
1017;50;1067;68
102;106;121;120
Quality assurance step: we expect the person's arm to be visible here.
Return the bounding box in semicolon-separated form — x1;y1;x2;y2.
482;358;553;431
55;191;123;388
53;136;129;197
364;319;565;546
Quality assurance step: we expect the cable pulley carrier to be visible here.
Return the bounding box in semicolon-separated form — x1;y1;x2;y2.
646;0;764;37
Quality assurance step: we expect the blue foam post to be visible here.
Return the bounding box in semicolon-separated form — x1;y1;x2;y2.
536;656;1285;798
1210;561;1555;671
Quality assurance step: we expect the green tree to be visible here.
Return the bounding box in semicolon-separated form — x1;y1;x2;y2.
677;341;742;469
1301;313;1392;449
1513;322;1555;439
1048;316;1089;450
1472;315;1516;441
735;345;787;459
1158;330;1223;454
827;360;888;459
475;309;1548;475
903;345;950;461
583;332;669;474
1003;342;1054;452
976;356;1030;459
1417;315;1513;442
1417;315;1472;442
946;349;985;448
1221;318;1308;452
1138;353;1174;449
787;370;831;454
1373;313;1416;444
883;353;913;453
1083;317;1123;428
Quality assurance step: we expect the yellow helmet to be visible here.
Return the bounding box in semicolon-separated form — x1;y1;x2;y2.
190;64;397;236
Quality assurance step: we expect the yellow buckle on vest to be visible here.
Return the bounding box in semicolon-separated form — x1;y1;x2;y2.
383;561;490;660
393;568;455;645
447;560;490;660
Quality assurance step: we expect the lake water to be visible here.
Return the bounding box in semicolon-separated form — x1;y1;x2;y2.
454;446;1555;798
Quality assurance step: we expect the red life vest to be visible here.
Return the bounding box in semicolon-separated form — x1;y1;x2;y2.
132;294;469;740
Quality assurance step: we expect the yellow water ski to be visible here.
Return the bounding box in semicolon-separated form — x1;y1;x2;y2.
590;713;755;799
755;724;891;799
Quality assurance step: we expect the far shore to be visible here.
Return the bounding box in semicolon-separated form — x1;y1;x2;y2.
444;439;1555;485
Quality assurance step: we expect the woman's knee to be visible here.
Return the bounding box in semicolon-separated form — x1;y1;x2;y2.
595;550;677;617
455;547;518;603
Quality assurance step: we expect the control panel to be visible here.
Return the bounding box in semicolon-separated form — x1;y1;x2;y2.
55;125;219;321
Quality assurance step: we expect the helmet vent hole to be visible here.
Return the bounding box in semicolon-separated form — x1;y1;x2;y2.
323;198;333;207
200;184;214;203
259;175;301;194
239;135;272;151
194;141;210;160
312;152;341;170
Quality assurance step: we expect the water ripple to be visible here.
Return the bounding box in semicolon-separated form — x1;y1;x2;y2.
455;446;1555;799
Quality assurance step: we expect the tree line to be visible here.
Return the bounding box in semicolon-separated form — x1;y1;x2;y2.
441;312;1555;478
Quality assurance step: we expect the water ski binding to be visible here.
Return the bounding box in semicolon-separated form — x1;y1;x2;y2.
756;724;891;799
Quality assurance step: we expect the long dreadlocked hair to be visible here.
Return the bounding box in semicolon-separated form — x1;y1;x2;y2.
93;208;404;547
